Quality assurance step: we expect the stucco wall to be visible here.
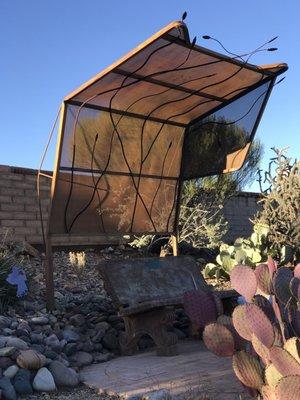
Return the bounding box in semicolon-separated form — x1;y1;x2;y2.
223;191;262;243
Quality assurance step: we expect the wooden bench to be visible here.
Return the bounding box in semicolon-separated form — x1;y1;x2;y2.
98;255;211;356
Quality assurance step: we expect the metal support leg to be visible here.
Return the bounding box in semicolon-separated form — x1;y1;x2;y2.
45;235;55;310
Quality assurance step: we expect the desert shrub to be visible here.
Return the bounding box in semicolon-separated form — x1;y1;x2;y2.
0;255;18;308
178;181;228;249
0;234;29;308
129;182;228;251
69;251;86;278
130;140;263;251
255;147;300;263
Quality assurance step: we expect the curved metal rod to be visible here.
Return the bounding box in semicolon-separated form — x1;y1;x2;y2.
37;106;61;248
90;134;106;232
66;36;182;232
64;143;76;232
64;36;272;233
149;141;172;217
166;179;180;232
130;50;265;229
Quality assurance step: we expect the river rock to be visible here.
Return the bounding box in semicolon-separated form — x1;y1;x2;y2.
6;337;29;350
48;361;79;387
102;332;119;350
65;343;77;356
17;349;46;370
0;316;12;329
69;314;85;326
0;347;15;357
70;351;93;367
3;365;19;379
0;376;17;400
0;357;14;369
142;389;171;400
33;367;56;392
44;334;61;350
80;339;94;353
0;336;7;348
94;321;110;332
30;316;49;325
62;329;80;343
94;352;112;363
30;332;44;344
30;344;45;354
13;369;33;395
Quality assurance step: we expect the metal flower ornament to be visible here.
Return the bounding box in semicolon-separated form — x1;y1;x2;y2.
6;266;28;297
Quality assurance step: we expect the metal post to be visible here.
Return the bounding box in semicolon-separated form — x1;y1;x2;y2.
45;235;55;310
171;234;178;256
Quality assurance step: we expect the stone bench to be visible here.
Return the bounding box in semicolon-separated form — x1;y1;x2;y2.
98;255;211;356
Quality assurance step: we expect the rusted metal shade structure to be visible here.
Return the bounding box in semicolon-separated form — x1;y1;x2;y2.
43;21;287;308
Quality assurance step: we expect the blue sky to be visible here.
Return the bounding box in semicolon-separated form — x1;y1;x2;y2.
1;1;299;191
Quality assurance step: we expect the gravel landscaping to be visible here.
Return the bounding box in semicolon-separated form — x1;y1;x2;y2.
0;245;192;399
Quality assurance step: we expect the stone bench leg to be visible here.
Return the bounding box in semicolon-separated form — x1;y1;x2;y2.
119;308;178;356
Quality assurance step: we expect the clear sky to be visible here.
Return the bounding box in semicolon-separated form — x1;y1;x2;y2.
1;1;299;191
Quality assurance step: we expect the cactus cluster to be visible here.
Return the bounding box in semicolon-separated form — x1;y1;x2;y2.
204;223;268;279
202;258;300;400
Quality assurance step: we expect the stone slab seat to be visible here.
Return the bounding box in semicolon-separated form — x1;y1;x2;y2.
98;255;212;356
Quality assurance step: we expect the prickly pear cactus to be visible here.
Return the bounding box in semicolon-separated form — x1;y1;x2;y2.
202;257;300;399
269;346;300;376
255;263;273;295
232;350;264;390
275;375;300;400
273;267;293;305
230;265;257;302
203;225;269;279
183;289;217;329
203;323;235;357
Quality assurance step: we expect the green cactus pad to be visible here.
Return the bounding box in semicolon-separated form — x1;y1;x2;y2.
269;346;300;376
265;363;282;389
235;248;248;264
252;334;271;365
253;295;276;323
290;277;300;300
275;375;300;400
284;337;300;363
232;350;264;389
273;267;293;305
230;265;257;302
203;323;235;357
255;264;273;295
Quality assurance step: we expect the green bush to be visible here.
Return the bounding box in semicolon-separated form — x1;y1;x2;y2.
203;223;269;279
255;147;300;263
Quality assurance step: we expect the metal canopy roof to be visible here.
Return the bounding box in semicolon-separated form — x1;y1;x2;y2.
48;21;287;236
